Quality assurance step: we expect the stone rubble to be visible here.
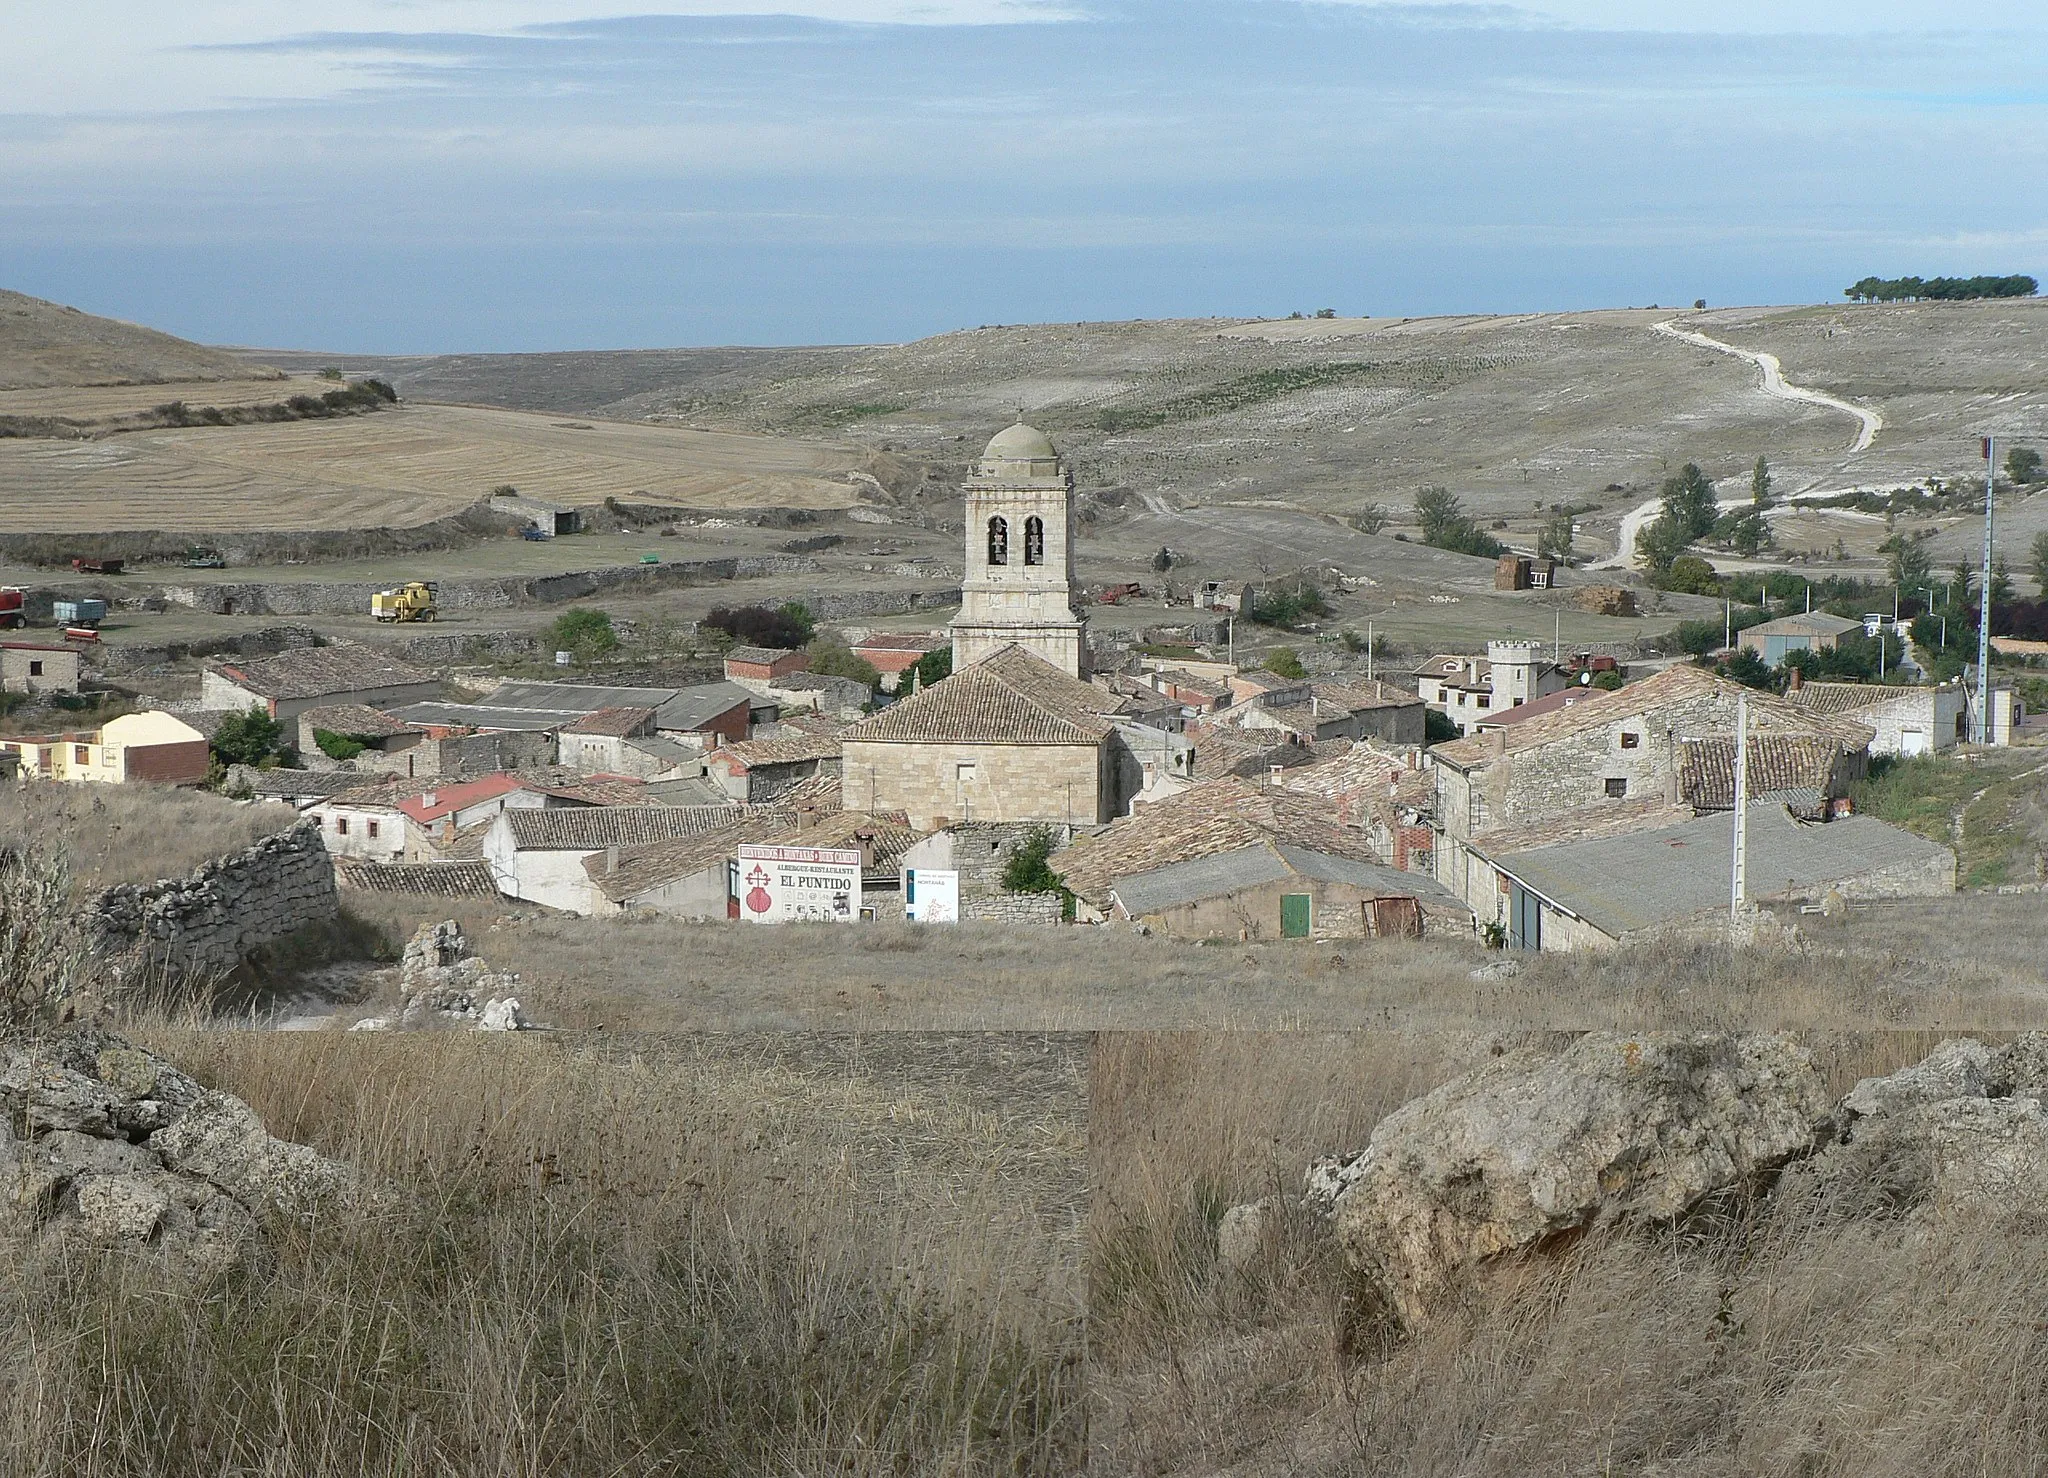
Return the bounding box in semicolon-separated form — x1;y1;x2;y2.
1228;1032;2048;1341
0;1029;361;1268
383;921;541;1032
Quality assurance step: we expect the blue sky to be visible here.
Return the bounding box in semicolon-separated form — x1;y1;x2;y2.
3;1;2043;351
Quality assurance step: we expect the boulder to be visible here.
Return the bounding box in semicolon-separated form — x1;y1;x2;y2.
1842;1038;1991;1123
1;1030;362;1264
1320;1033;1829;1332
1216;1196;1284;1272
1986;1032;2048;1101
478;997;527;1032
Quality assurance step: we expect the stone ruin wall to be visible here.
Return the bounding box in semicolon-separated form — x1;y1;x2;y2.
86;820;339;978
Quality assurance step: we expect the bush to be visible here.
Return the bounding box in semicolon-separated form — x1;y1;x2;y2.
1655;556;1724;596
911;647;953;690
1002;827;1078;919
547;607;618;660
1412;487;1506;559
805;640;882;689
1249;583;1331;630
312;729;366;761
705;604;811;650
1424;708;1461;744
211;705;282;767
0;840;91;1027
1263;647;1308;680
1348;503;1389;535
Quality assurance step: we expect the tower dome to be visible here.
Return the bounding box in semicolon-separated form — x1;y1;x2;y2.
983;421;1057;462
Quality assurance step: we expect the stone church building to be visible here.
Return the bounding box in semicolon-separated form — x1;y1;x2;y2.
841;421;1139;828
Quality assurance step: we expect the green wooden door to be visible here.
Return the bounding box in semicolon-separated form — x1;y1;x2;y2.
1280;893;1312;938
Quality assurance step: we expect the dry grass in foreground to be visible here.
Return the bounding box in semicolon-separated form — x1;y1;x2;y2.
1088;1032;2048;1478
1;1031;1085;1477
336;892;2048;1033
1;783;297;895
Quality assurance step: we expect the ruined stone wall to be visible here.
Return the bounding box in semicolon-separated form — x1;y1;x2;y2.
87;820;339;978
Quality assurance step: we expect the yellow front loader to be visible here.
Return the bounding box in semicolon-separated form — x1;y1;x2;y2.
371;581;438;622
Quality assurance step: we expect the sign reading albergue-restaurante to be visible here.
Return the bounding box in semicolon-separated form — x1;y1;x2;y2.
736;843;862;923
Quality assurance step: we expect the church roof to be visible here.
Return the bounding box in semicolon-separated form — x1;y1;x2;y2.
842;644;1111;746
984;421;1057;462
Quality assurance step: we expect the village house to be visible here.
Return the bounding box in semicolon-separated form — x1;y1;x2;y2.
851;632;947;692
763;670;871;720
583;810;919;920
1274;743;1437;874
1428;664;1875;921
1223;678;1427;746
201;644;441;727
483;802;757;912
1051;775;1465;937
1;642;82;695
706;726;845;803
722;646;810;691
1737;611;1863;665
311;773;539;864
1493;802;1955;952
1784;677;1971;756
554;706;701;780
840;644;1135;830
0;711;210;786
297;704;424;768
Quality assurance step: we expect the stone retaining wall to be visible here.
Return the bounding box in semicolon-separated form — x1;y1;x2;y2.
961;892;1065;926
87;820;339;978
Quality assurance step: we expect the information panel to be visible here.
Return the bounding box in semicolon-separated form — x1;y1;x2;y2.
737;844;862;923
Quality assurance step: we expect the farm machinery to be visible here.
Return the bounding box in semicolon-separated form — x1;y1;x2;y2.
371;581;439;622
0;588;23;630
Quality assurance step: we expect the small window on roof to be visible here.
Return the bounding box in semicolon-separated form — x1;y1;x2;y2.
1620;731;1640;749
1604;777;1627;798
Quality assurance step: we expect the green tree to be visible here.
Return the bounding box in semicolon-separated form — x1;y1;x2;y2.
2030;533;2048;595
804;639;882;689
548;607;618;661
1000;827;1077;918
1348;502;1389;535
776;601;817;645
1726;509;1770;558
1590;670;1625;691
1661;463;1719;541
1634;513;1692;574
1885;533;1932;591
1946;560;1976;614
1263;647;1308;680
1150;546;1174;573
1751;455;1773;510
211;705;281;767
1413;485;1463;545
910;646;952;690
1537;510;1576;562
1719;647;1778;691
1989;557;2015;607
1657;555;1723;596
2008;447;2044;485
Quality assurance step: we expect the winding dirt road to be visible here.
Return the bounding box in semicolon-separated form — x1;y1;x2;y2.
1591;320;1886;570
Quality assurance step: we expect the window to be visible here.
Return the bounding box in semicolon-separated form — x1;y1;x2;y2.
74;745;90;764
28;661;43;676
1620;731;1640;749
1024;515;1044;566
1604;777;1627;798
336;816;350;835
1468;791;1489;830
956;761;978;786
367;820;380;839
987;516;1009;566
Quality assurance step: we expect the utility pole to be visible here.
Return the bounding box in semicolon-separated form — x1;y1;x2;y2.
1724;597;1731;654
1977;436;1996;743
1367;618;1375;684
1731;690;1748;921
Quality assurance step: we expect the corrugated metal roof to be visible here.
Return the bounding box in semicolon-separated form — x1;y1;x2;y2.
655;682;757;732
490;680;680;711
388;702;568;733
1497;806;1951;940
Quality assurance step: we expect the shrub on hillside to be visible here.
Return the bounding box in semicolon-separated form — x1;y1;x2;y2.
705;603;813;650
211;705;282;767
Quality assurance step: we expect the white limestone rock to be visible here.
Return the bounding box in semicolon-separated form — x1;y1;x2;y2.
1842;1038;1992;1124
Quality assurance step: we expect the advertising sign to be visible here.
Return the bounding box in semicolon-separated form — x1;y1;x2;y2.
737;843;862;923
903;867;960;924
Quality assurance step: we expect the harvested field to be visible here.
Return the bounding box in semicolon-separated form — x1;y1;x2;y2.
0;375;342;420
0;403;868;535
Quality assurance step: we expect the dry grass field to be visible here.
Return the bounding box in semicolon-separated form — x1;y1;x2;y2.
1;784;297;894
0;289;277;391
2;1030;1085;1477
0;402;871;535
331;893;2048;1033
0;376;339;421
1089;1030;2048;1478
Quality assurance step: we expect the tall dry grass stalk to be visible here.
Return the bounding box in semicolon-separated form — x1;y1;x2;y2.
1089;1031;2046;1478
1;1032;1086;1477
0;781;296;897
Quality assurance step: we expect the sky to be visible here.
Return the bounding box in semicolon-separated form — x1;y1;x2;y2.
3;1;2044;351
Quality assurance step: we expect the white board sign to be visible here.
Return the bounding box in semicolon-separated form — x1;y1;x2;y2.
903;867;960;924
737;843;862;923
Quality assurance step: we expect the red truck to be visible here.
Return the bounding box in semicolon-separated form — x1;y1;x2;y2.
1097;582;1144;605
0;587;22;629
71;557;124;575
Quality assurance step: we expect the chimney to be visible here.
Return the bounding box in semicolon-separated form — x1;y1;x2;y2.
421;790;437;809
604;845;619;875
1788;667;1802;692
1269;763;1284;786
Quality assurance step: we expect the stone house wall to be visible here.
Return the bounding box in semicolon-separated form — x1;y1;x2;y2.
841;737;1116;830
960;892;1064;925
87;820;338;978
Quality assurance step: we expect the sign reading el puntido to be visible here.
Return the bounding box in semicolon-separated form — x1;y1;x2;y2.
735;843;862;923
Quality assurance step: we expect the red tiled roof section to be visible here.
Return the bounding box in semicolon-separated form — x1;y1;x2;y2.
396;774;526;822
844;645;1111;745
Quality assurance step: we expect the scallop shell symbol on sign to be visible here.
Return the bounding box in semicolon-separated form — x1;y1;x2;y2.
744;863;774;915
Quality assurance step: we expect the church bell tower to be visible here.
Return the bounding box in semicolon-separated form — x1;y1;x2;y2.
949;419;1087;677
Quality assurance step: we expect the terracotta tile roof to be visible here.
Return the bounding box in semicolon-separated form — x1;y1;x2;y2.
1783;680;1904;717
207;643;436;701
715;731;844;767
503;803;761;851
774;773;844;810
1188;724;1316;780
1431;665;1874;770
562;706;657;737
725;645;797;665
300;703;413;739
396;773;527;823
587;809;918;903
1479;687;1592;728
844;645;1111;746
853;632;946;652
336;861;500;898
1153;668;1229;698
1414;653;1489;680
1311;679;1422;714
1679;734;1860;811
1052;775;1380;907
527;775;662;807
